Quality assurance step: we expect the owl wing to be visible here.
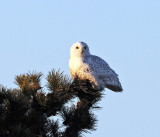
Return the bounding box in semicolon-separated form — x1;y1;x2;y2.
84;55;122;92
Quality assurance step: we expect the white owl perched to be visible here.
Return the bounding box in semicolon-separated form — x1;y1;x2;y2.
69;42;123;92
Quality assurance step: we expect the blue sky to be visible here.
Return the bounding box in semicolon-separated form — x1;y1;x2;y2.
0;0;160;137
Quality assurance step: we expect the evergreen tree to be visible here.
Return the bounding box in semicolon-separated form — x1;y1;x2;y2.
0;69;104;137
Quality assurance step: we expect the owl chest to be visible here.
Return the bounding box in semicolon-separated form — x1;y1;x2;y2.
69;58;86;75
70;58;83;69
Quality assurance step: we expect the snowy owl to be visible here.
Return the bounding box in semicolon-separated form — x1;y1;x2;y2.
69;42;123;92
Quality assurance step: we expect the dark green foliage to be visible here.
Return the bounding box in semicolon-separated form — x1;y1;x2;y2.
0;69;103;137
60;106;97;137
15;72;42;96
46;69;71;92
70;78;103;107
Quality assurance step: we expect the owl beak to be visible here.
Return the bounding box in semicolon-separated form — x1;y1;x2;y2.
81;49;84;54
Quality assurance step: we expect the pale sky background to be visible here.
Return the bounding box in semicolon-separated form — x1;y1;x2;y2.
0;0;160;137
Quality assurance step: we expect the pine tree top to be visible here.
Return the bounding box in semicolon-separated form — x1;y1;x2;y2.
0;69;104;137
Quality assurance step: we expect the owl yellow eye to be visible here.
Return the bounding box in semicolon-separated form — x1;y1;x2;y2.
76;46;79;49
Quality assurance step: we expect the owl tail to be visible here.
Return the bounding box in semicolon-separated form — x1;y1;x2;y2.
106;84;123;92
104;76;123;92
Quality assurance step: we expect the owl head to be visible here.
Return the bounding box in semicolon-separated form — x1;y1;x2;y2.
70;42;90;58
